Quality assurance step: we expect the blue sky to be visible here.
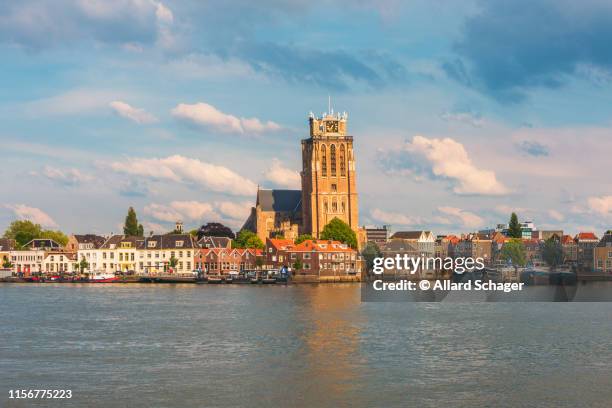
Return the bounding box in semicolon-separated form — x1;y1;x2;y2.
1;0;611;236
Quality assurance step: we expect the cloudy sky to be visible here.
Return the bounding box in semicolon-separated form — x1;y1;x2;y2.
1;0;611;236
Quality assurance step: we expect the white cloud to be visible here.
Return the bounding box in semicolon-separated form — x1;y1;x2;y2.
25;89;127;116
548;209;565;222
33;166;92;186
214;201;252;221
440;111;484;128
110;100;158;124
106;154;257;196
5;204;58;227
588;195;612;216
171;102;281;134
370;208;422;226
154;2;173;24
401;135;509;195
494;205;530;216
144;200;252;230
264;159;300;189
144;201;218;223
435;206;484;229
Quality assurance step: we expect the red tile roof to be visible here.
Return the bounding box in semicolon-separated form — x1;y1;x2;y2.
291;239;354;253
575;232;598;241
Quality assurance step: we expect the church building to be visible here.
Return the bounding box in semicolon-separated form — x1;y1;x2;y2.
242;108;359;242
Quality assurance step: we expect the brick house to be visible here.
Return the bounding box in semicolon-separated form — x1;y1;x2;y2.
594;231;612;274
196;248;262;276
575;232;599;271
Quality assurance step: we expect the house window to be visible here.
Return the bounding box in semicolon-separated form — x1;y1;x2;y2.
304;253;311;259
176;241;184;248
304;263;311;270
331;184;337;192
148;241;157;248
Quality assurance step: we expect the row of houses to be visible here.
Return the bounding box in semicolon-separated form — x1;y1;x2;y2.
4;232;363;279
374;229;612;275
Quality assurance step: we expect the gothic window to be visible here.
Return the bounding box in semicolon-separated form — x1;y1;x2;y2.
324;200;328;212
332;199;337;213
321;145;327;177
340;144;346;176
341;201;346;213
330;144;336;177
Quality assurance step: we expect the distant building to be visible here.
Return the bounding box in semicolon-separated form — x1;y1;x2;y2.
594;231;612;274
264;238;360;279
197;236;232;249
561;235;577;264
364;225;389;246
455;233;493;266
0;238;15;267
575;232;599;271
24;239;61;250
66;234;106;251
42;251;78;274
196;248;261;276
83;234;197;274
10;249;45;275
243;109;360;243
379;239;441;278
532;230;563;241
389;231;435;255
242;189;302;242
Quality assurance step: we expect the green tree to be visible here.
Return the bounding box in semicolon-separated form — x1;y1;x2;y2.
292;258;303;272
3;220;42;248
40;229;69;246
168;255;179;268
123;207;144;236
79;257;89;274
2;258;12;269
320;217;358;248
507;212;522;239
361;242;382;272
500;239;526;269
295;234;314;244
3;220;68;248
233;230;265;249
542;237;564;271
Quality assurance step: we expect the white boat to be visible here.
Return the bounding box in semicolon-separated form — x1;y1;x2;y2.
89;272;118;283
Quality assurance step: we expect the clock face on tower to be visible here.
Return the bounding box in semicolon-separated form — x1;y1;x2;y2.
325;120;339;133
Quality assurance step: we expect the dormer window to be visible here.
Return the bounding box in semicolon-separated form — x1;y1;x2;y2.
176;241;184;248
148;241;157;248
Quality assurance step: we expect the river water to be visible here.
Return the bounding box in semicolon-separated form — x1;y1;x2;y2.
1;283;612;407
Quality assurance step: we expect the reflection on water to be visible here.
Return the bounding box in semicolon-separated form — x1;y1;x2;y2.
1;283;612;408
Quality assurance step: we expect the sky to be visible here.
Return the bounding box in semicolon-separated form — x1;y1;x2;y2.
0;0;611;236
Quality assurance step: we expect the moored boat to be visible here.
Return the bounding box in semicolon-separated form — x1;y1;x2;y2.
89;272;118;283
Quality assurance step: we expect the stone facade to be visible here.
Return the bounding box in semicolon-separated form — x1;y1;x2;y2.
301;111;359;238
244;109;360;242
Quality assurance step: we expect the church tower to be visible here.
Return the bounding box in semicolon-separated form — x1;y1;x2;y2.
301;107;359;238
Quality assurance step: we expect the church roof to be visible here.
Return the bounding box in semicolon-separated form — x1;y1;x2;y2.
257;189;302;213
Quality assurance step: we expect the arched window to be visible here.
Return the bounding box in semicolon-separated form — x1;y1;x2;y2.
332;199;337;213
321;145;327;177
330;144;336;177
341;200;346;213
339;144;346;176
324;200;328;212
